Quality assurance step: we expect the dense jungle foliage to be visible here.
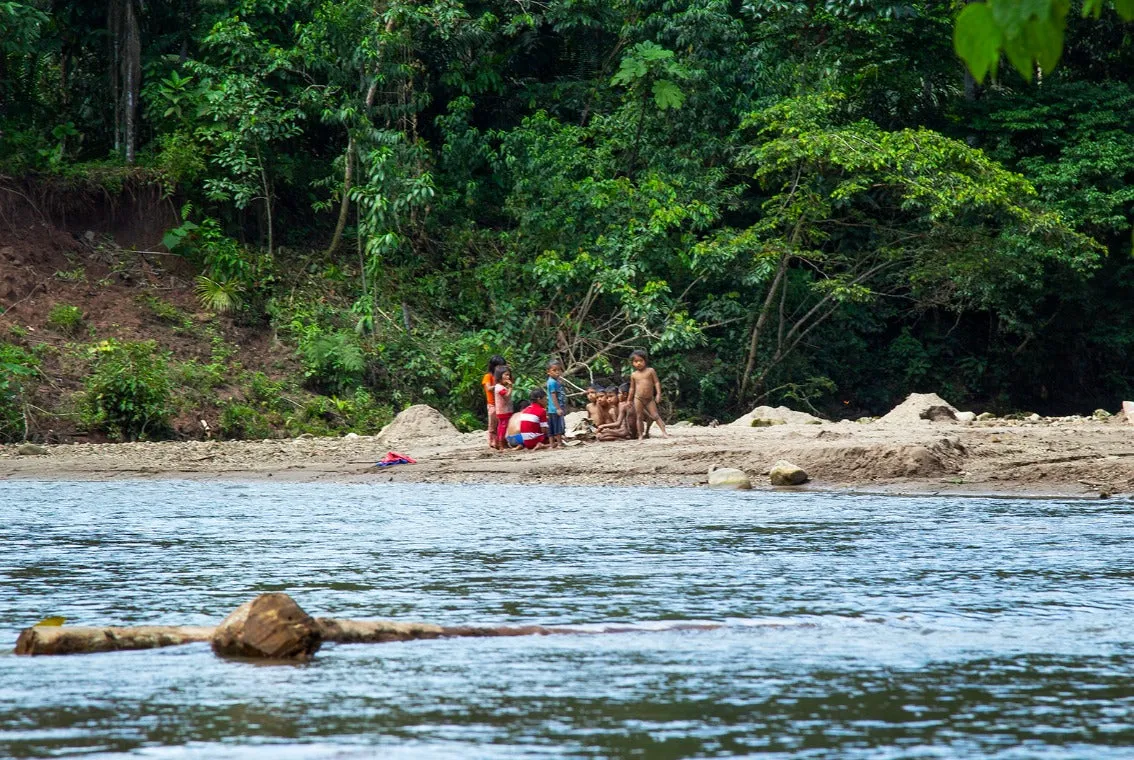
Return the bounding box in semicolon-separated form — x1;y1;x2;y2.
1;0;1133;440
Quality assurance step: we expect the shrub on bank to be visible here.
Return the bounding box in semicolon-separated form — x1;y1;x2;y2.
0;343;38;442
81;339;172;440
46;304;84;335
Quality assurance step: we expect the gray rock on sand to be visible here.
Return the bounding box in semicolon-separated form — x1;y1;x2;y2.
769;460;808;486
878;393;958;424
729;405;823;427
375;404;458;445
1122;401;1134;423
16;443;48;456
955;411;977;423
977;412;996;421
708;466;752;490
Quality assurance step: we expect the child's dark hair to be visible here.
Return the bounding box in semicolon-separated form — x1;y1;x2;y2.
619;382;630;393
493;364;511;383
587;384;599;391
630;349;648;362
547;358;564;369
605;385;618;393
487;355;506;375
529;387;547;402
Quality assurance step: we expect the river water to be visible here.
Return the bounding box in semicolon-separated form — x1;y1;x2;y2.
0;481;1131;758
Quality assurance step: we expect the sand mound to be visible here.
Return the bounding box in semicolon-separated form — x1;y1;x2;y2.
728;405;823;427
376;405;458;445
878;393;958;425
776;438;966;480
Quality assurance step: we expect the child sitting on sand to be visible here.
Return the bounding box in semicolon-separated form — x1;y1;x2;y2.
505;387;550;450
493;365;514;450
482;355;505;449
597;382;637;441
629;349;667;439
604;386;620;423
586;385;608;427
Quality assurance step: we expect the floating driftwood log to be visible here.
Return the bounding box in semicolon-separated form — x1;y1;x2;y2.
15;592;722;660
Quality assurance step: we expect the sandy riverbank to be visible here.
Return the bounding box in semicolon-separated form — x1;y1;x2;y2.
3;414;1133;497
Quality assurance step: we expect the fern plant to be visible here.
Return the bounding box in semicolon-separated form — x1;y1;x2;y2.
298;330;365;394
194;275;242;313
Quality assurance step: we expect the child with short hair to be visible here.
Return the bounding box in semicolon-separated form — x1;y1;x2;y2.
546;359;567;449
482;355;506;449
506;387;550;450
493;365;514;450
629;349;668;439
586;385;608;427
604;386;619;422
597;382;636;442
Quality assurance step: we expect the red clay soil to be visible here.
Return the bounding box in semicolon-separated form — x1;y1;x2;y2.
0;189;296;441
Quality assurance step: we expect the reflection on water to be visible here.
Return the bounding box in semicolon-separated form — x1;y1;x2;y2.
0;481;1131;758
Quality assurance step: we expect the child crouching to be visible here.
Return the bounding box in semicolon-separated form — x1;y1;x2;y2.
505;388;550;450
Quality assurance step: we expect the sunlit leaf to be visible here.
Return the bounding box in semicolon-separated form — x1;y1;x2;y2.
954;3;1003;84
652;79;685;110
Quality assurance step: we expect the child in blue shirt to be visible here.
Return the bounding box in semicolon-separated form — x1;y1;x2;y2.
545;359;567;448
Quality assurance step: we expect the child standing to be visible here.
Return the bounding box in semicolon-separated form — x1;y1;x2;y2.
482;355;505;449
545;359;567;448
629;349;668;439
493;365;514;450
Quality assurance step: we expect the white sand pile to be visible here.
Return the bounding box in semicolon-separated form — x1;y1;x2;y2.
376;405;458;445
728;405;823;427
878;393;958;424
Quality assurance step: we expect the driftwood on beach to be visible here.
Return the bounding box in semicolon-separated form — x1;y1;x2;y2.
14;592;723;660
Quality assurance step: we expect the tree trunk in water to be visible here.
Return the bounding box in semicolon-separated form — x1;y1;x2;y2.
14;593;727;658
15;625;213;655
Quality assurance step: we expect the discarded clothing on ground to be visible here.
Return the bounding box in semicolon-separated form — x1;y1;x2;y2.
375;451;417;467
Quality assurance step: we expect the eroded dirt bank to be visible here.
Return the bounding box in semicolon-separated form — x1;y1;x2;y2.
3;417;1134;497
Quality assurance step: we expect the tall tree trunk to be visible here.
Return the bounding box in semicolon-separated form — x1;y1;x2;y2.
740;253;789;399
257;146;273;260
109;0;141;163
109;0;122;156
123;0;140;164
324;134;355;256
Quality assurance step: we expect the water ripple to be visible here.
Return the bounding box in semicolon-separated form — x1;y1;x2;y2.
0;481;1132;758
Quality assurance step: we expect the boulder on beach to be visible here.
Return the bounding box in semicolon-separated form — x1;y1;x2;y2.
708;466;752;490
729;405;823;427
375;404;458;445
878;393;958;424
769;460;809;486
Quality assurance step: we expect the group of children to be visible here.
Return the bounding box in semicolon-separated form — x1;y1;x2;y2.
481;350;667;451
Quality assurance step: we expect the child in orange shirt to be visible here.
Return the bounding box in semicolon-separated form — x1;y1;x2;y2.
482;355;505;448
